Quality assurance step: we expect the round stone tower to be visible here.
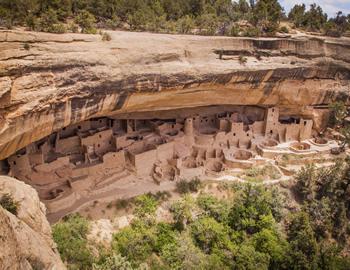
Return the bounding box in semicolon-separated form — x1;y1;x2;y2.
184;118;193;136
184;118;194;146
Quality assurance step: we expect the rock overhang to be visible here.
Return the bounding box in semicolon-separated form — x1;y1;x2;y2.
0;29;350;160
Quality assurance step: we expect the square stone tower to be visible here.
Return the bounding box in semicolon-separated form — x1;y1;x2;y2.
264;107;279;137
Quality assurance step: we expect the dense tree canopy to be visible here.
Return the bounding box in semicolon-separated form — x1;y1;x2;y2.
1;0;349;37
288;3;350;36
53;164;350;269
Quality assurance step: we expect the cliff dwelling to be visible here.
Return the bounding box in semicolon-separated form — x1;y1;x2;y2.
2;0;350;268
0;28;349;225
0;105;341;220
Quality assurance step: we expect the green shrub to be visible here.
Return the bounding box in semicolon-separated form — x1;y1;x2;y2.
176;15;195;34
112;225;156;265
105;16;120;30
191;217;233;254
25;14;40;31
218;182;230;191
287;212;319;270
75;10;97;34
230;25;240;36
115;198;133;210
153;223;178;253
244;26;260;37
170;194;197;230
93;253;133;270
164;20;177;33
127;11;144;30
228;184;278;234
245;165;281;180
176;178;201;194
52;214;93;269
101;32;112;41
245;167;261;177
324;21;343;37
68;22;79;33
295;164;317;201
160;232;206;270
319;242;350;270
329;101;347;128
50;23;66;33
196;13;219;35
252;228;290;268
145;15;167;32
279;26;289;33
27;257;46;270
23;43;30;50
106;202;113;209
0;8;14;29
233;242;270;270
255;52;262;60
238;55;248;65
147;191;171;202
36;9;66;33
188;178;201;192
196;194;229;223
0;193;19;215
176;179;190;194
134;194;158;218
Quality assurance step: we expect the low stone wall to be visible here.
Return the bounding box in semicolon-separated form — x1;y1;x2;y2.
195;134;215;146
289;142;311;152
157;141;174;161
35;157;70;173
309;138;329;147
179;167;205;179
44;190;79;213
56;135;81;155
102;151;126;169
129;148;157;176
224;158;254;169
224;150;254;169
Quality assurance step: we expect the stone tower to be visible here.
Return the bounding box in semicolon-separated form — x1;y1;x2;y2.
184;117;194;146
264;107;279;137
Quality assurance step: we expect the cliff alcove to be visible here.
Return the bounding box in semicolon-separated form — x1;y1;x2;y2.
1;30;350;222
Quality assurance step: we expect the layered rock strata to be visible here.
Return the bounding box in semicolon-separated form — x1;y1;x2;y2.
0;30;350;160
0;176;65;269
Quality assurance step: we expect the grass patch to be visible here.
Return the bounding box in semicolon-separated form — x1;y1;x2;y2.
244;165;281;181
176;178;202;194
147;191;172;202
115;198;134;210
0;193;19;215
101;32;112;41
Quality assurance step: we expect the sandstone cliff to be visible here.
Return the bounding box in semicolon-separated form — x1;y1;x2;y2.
0;176;65;269
0;30;349;159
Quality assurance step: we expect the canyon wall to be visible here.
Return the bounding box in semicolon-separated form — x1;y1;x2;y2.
0;176;65;269
0;30;349;160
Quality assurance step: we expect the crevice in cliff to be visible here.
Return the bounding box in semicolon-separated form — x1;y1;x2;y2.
0;62;100;78
0;53;41;61
0;31;94;44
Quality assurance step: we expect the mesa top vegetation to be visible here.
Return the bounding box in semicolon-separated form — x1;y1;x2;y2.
0;0;349;37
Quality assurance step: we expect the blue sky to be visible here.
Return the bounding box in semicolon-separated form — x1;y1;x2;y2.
279;0;350;17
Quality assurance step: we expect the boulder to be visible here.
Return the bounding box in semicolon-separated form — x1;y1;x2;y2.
0;176;65;269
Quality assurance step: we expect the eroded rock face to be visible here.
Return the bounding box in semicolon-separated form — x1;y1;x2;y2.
0;176;65;270
0;30;349;160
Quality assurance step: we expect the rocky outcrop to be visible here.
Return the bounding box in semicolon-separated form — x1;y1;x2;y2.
0;30;349;160
0;176;65;269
